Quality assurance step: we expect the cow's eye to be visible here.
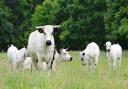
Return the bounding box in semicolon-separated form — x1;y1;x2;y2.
38;28;44;33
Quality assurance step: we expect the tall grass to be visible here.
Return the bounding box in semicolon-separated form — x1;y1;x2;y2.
0;51;128;89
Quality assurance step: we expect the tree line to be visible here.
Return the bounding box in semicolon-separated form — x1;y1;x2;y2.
0;0;128;51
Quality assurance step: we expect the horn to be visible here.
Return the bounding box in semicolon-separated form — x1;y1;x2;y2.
36;26;44;29
65;48;69;50
52;25;60;28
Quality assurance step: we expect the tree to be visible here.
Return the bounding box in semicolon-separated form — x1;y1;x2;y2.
0;0;14;50
4;0;43;49
58;0;106;49
104;0;128;48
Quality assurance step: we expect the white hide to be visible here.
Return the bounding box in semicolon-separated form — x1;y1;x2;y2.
23;57;32;71
27;25;60;70
52;49;72;71
80;42;100;70
105;41;122;70
13;47;28;70
7;45;18;65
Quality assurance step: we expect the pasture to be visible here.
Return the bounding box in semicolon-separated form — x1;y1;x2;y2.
0;51;128;89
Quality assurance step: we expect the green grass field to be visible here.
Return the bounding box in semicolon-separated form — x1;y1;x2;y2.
0;51;128;89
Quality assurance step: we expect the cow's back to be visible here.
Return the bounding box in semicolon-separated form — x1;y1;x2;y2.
86;42;100;57
110;44;122;58
7;45;18;63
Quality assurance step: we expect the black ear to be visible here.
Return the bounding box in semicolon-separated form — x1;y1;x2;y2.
37;28;44;33
56;49;61;54
53;27;59;34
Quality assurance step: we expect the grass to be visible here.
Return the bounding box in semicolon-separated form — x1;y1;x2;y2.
0;51;128;89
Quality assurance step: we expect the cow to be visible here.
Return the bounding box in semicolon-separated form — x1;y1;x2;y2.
80;42;100;71
27;25;60;71
7;45;18;65
51;48;72;71
7;45;28;70
105;41;122;70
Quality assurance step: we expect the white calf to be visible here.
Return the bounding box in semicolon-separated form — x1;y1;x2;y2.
80;42;100;70
105;41;122;70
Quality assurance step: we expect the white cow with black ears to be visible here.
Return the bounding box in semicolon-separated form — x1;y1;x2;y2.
80;42;100;70
51;48;72;71
27;25;60;71
105;41;122;70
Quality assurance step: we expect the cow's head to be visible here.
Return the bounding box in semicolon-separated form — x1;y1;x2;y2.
36;25;60;46
80;50;89;65
105;41;111;52
57;48;72;61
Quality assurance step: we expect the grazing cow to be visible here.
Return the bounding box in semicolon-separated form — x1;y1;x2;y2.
27;25;60;71
80;42;100;70
105;41;122;70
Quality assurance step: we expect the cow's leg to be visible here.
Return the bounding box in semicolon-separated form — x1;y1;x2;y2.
108;57;112;70
47;51;54;71
13;61;18;71
36;53;47;71
87;59;91;71
108;59;112;71
94;56;99;70
90;58;94;71
113;57;117;70
117;56;121;72
31;56;38;71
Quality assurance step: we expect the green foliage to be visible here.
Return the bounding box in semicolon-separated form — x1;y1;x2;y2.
32;0;60;26
0;0;128;50
104;0;128;48
0;0;14;50
1;0;42;49
58;0;106;49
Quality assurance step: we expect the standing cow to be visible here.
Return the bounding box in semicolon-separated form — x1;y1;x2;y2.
27;25;60;71
105;41;122;70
